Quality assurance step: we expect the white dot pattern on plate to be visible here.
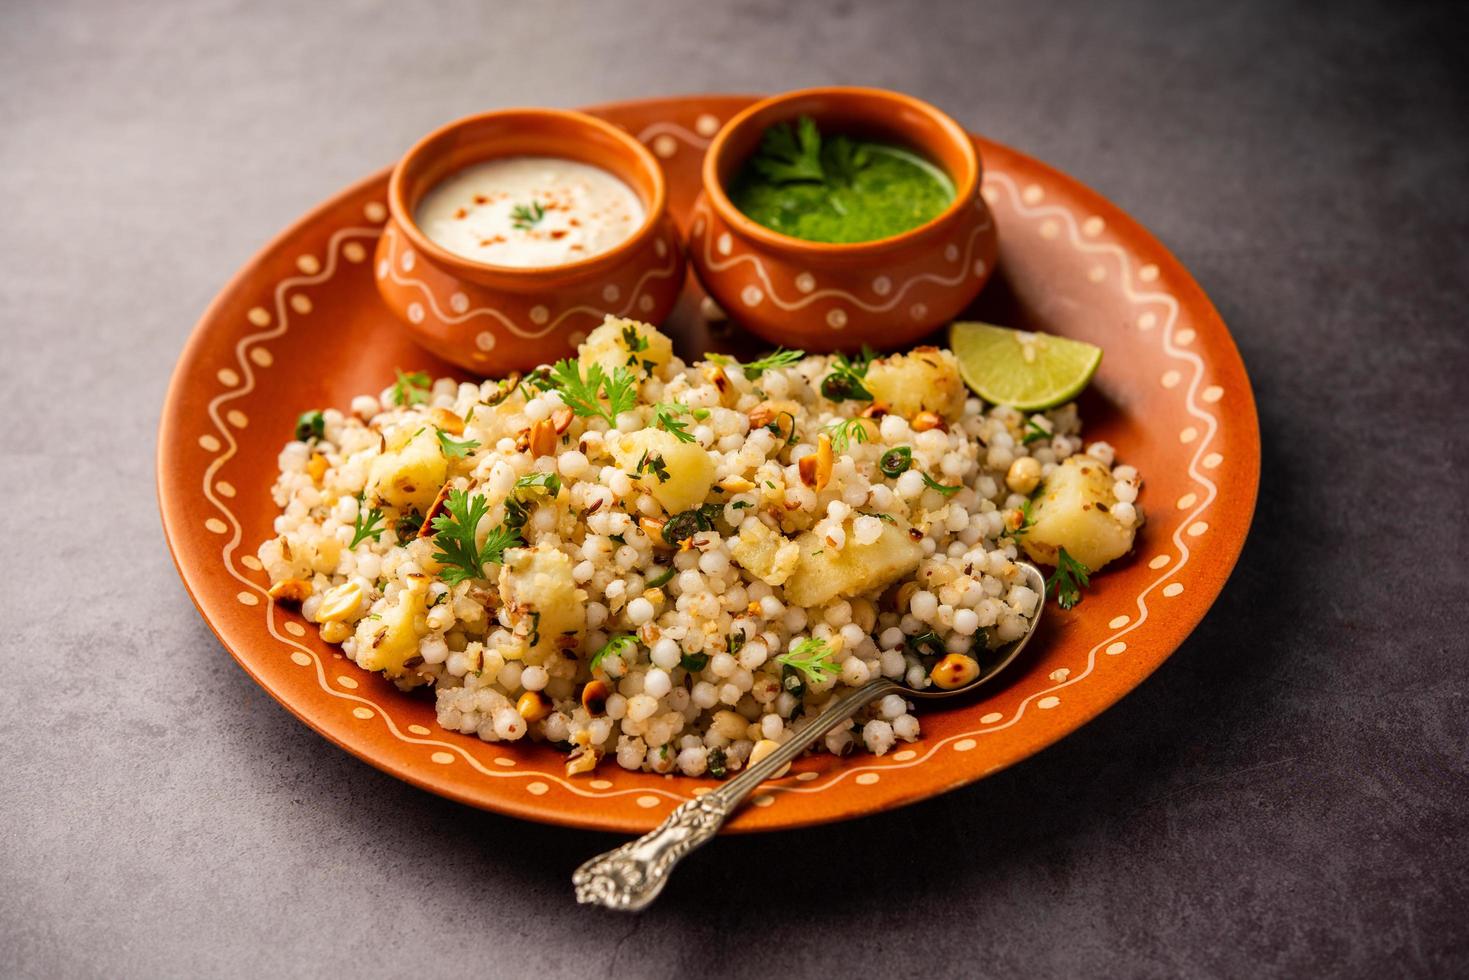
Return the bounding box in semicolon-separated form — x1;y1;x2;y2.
475;332;496;352
1149;554;1171;570
753;794;775;807
1202;385;1223;402
1203;453;1223;469
892;749;917;762
795;272;815;293
1088;265;1107;283
1177;493;1198;509
343;242;366;263
954;739;977;752
1108;615;1130;629
741;285;763;307
1188;521;1209;537
1139;264;1159;281
289;651;311;666
450;292;469;313
290;294;312;314
237;591;259;606
1163;583;1184;597
589;779;613;790
297;255;320;275
407;725;431;736
1180;427;1199;444
407;302;424;324
716;233;732;255
795;771;820;782
1083;216;1105;236
1022;184;1044;204
430;751;455;765
872;275;892;296
826;308;848;328
205;518;227;534
1138;312;1157;330
695;114;720;136
494;758;515;768
529;305;548;325
636;795;660;808
247;307;271;327
1039;219;1059;239
226;410;248;428
980;712;1003;724
199;434;220;452
1175;328;1196;346
239;554;262;571
283;621;305;637
217;368;239;386
652;135;677;158
602;284;620;303
352;707;373;720
854;773;879;786
1106;641;1127;655
250;348;273;367
1038;696;1061;709
216;481;236;498
638;294;655;312
527;781;550;795
1162;370;1181;389
364;201;386;222
336;676;358;689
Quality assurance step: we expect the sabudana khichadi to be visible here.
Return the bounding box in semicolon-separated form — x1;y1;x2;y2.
258;317;1142;778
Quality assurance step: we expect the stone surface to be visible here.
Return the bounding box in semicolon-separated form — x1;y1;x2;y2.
1;0;1465;976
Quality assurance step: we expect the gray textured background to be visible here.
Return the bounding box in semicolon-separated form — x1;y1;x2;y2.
2;0;1466;977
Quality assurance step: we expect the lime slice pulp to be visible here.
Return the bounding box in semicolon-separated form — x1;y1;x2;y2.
947;321;1103;410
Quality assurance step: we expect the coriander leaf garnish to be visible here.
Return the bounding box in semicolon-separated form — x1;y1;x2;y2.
636;450;671;484
920;472;962;497
1022;419;1051;445
1046;547;1091;610
820;346;876;402
510;201;546;230
350;498;387;548
514;471;562;496
879;445;912;477
822;134;872;185
429;489;519;585
294;410;324;442
646;566;675;588
775;637;841;684
751;115;826;185
706;347;805;380
824;416;871;453
435;429;480;459
546;358;637;426
390;369;431;407
651;402;698;443
590;633;637;672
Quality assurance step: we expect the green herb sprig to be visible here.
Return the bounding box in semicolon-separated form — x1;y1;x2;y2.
824;416;871;453
510;201;546;230
435;429;480;459
390;370;431;407
706;347;805;380
775;638;842;684
1046;547;1091;610
429;489;519;585
350;499;387;548
920;472;962;497
545;358;637;426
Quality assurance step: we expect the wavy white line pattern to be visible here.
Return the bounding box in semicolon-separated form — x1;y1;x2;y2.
378;224;680;341
688;199;993;317
193;140;1223;815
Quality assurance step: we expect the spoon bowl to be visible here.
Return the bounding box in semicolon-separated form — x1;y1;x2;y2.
573;562;1048;911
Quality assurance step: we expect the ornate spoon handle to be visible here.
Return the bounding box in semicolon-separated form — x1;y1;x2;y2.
572;677;899;910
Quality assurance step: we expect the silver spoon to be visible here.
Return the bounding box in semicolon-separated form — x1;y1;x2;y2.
573;561;1047;911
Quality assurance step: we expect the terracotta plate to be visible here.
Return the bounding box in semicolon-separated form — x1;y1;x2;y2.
158;95;1259;834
